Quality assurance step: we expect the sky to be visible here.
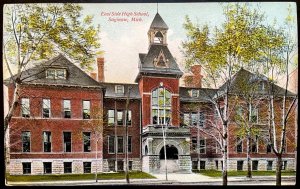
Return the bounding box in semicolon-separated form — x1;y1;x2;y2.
78;2;297;84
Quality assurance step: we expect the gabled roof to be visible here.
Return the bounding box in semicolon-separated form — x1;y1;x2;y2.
4;54;103;89
136;44;183;82
180;87;217;102
150;13;168;30
102;82;140;99
218;68;295;96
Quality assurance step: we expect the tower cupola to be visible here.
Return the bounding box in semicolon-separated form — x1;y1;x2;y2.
148;13;168;46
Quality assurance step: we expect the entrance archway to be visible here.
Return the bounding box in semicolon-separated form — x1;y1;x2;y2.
159;145;178;159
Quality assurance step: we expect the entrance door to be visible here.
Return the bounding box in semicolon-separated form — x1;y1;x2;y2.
159;145;179;172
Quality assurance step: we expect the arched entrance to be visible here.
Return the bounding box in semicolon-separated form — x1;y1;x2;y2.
159;145;179;172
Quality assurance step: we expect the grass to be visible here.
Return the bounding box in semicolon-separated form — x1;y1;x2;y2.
194;170;296;177
7;171;156;182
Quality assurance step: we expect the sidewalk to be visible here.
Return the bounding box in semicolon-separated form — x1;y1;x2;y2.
6;173;296;186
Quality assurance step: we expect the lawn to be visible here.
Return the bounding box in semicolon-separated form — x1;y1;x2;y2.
7;171;156;182
194;170;296;177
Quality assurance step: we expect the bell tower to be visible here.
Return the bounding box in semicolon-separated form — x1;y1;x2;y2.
147;13;168;46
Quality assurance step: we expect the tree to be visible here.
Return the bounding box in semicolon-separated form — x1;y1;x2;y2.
182;3;279;185
258;5;298;186
80;107;104;182
3;3;100;180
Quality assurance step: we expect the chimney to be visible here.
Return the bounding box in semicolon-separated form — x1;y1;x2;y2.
97;57;105;82
90;72;97;81
184;65;202;88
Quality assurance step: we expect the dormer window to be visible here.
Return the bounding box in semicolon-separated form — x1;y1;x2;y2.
189;89;199;98
46;69;66;79
154;50;168;68
258;82;265;91
115;85;124;94
154;31;163;44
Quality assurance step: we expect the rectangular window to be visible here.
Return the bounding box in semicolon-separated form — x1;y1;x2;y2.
128;136;132;153
115;85;124;94
237;161;243;171
117;136;124;153
108;160;115;172
63;132;71;152
183;113;190;126
267;144;272;153
200;139;206;154
21;98;30;117
63;100;71;118
152;109;158;124
192;137;197;151
22;162;31;174
108;110;115;126
267;161;273;170
42;99;51;118
117;161;124;171
64;162;72;173
83;162;91;173
236;137;243;153
83;100;90;119
46;69;66;79
46;69;56;79
200;161;206;170
236;106;243;117
192;161;198;170
126;110;132;125
250;106;258;123
108;136;115;153
252;160;258;171
43;162;52;174
199;112;205;127
281;161;287;170
83;132;91;152
56;69;66;79
22;131;31;152
215;160;219;170
191;113;199;126
250;136;258;153
129;161;133;170
117;110;123;125
43;131;51;152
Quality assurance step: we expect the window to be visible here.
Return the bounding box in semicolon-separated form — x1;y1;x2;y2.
108;136;115;153
252;160;258;171
200;161;206;169
183;113;190;126
151;87;171;125
192;161;198;170
126;110;132;125
237;161;243;171
108;160;115;172
190;89;199;97
22;162;31;174
117;110;123;125
154;31;163;44
191;113;199;126
250;135;258;153
117;161;124;171
115;85;124;94
200;139;206;154
21;98;30;117
64;162;72;173
221;161;223;170
63;100;71;118
46;69;66;79
191;137;197;151
83;132;91;152
129;161;133;170
128;136;132;153
199;112;205;127
250;106;258;123
215;160;219;170
281;161;287;170
43;131;51;152
108;110;115;126
236;106;243;118
236;137;243;153
22;131;31;152
63;132;71;152
117;136;124;153
259;82;265;91
267;144;272;153
83;162;91;173
267;161;273;170
42;99;51;118
43;162;52;174
83;100;90;119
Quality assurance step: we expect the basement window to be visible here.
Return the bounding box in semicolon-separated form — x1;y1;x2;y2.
22;162;31;174
83;162;91;173
64;162;72;173
43;162;52;174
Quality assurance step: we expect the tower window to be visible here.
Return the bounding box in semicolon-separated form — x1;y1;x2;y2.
151;87;171;125
154;31;163;44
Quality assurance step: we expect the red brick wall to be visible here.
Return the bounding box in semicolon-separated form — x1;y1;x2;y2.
8;85;103;159
138;76;180;127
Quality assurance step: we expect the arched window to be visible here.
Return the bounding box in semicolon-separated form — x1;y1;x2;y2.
154;31;163;44
151;87;171;125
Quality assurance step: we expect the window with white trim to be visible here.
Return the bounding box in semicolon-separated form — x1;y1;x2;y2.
22;131;31;152
115;85;124;94
63;132;71;152
108;136;115;153
43;131;51;152
151;87;171;125
42;99;51;118
46;69;66;79
21;98;30;117
108;110;115;126
200;139;206;154
22;162;31;174
83;132;91;152
83;100;90;119
63;100;71;118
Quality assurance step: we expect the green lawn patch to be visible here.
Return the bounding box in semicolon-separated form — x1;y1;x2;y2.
7;171;156;182
194;170;296;177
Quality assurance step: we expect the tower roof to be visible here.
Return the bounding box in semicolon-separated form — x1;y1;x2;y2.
150;13;169;30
